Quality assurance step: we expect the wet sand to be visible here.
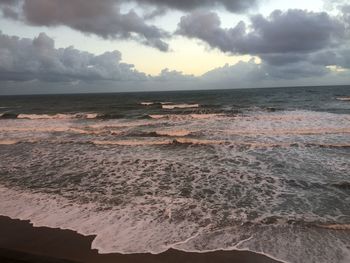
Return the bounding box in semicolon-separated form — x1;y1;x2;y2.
0;215;281;263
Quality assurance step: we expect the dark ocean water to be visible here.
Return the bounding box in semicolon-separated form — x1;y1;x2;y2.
0;85;350;263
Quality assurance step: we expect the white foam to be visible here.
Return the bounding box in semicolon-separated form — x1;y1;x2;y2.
1;109;350;263
0;185;201;254
92;140;171;146
140;102;154;106
148;115;166;119
317;224;350;230
1;184;349;263
162;104;199;109
336;97;350;101
190;113;226;119
0;139;18;145
148;113;225;121
224;127;350;136
17;113;98;120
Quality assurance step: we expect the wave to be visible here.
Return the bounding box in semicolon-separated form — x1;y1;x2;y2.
336;97;350;101
190;113;226;119
0;185;349;263
0;113;99;120
148;115;165;119
92;140;171;146
240;110;350;122
0;112;19;119
140;102;155;106
18;113;99;120
316;224;350;230
128;130;194;137
173;138;224;145
2;136;349;150
155;130;192;137
91;138;224;146
0;126;101;135
306;143;350;149
162;104;199;110
148;113;226;120
0;140;19;145
224;128;350;136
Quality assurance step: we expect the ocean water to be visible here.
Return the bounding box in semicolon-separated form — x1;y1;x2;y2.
0;85;349;263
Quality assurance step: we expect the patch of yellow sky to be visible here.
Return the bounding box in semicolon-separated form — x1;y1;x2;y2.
117;37;253;76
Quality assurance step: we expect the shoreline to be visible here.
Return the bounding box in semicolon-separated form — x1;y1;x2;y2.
0;215;281;263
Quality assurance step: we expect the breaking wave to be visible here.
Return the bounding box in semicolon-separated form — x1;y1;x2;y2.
140;102;155;106
336;97;350;101
0;184;349;263
0;112;99;120
148;113;226;120
162;104;200;109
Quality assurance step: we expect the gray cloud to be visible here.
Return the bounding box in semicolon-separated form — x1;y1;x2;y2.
342;5;350;28
199;58;350;91
1;30;348;88
310;48;350;68
202;60;265;83
203;59;331;83
152;68;195;81
177;9;345;56
0;0;169;51
0;0;16;5
0;0;260;51
0;31;147;82
135;0;257;13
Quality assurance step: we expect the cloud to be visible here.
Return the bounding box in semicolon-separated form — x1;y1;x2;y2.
310;48;350;69
203;59;330;82
0;31;147;82
0;0;169;51
152;68;195;81
135;0;257;13
0;31;349;94
199;59;350;90
177;9;345;55
0;0;16;5
342;5;350;28
0;0;260;51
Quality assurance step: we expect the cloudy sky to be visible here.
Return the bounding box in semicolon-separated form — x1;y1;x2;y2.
0;0;349;94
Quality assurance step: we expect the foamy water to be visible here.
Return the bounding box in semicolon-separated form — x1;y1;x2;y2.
162;104;199;109
0;87;350;263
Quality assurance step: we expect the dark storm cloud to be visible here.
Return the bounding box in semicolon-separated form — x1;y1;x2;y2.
0;31;147;82
0;0;261;51
135;0;257;13
310;49;350;68
177;9;345;56
0;0;169;51
0;0;16;5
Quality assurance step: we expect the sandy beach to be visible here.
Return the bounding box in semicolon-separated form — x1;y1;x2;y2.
0;216;281;263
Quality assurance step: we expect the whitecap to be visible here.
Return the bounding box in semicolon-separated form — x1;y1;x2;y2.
162;104;199;109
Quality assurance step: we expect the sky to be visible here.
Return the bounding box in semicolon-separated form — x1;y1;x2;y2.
0;0;349;94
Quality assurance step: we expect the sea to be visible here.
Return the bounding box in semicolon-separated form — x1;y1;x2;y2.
0;85;349;263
